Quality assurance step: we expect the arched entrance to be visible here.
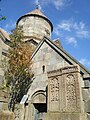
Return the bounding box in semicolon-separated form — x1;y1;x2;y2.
31;90;47;120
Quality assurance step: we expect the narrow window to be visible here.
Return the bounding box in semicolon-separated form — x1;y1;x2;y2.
42;65;45;73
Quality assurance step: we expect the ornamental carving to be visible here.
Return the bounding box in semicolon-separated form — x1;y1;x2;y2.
48;65;81;112
66;74;76;111
14;104;20;120
50;77;59;101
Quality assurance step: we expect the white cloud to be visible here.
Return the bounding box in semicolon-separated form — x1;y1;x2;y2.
54;25;65;37
79;58;90;66
57;19;73;31
66;36;77;47
53;0;66;10
55;19;89;33
76;30;90;39
34;0;72;10
79;22;85;30
53;0;71;10
54;27;60;36
54;19;90;46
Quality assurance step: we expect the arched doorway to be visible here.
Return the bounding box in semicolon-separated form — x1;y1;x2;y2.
31;91;47;120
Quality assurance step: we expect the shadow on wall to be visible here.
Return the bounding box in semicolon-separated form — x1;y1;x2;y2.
0;109;14;120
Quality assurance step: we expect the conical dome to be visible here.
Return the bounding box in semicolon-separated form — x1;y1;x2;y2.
17;8;53;42
26;9;48;19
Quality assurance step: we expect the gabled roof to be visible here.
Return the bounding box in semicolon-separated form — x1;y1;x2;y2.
0;28;10;41
32;36;90;77
53;38;63;49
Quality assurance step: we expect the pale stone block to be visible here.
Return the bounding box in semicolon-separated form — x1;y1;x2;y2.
0;110;14;120
84;80;90;88
48;113;81;120
47;65;54;71
82;89;90;102
0;102;3;109
85;100;90;113
0;68;4;76
0;75;3;84
19;104;25;120
87;114;90;120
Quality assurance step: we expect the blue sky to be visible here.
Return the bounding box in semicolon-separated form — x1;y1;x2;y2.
0;0;90;70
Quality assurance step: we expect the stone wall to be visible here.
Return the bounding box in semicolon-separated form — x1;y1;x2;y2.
0;110;14;120
28;41;70;99
18;16;52;41
0;37;9;82
82;86;90;120
0;37;9;110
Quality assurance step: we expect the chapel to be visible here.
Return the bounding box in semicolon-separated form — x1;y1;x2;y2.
0;8;90;120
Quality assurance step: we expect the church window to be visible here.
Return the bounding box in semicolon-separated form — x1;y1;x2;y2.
42;65;45;73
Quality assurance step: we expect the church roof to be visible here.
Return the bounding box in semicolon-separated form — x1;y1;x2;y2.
26;8;47;19
32;36;90;78
17;8;53;32
53;38;63;49
0;28;10;41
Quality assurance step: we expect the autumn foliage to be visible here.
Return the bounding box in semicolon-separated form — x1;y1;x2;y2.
2;27;34;111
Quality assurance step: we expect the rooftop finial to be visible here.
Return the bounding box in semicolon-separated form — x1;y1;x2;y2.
35;0;39;9
35;0;41;10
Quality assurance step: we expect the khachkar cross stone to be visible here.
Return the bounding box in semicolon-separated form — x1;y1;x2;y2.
66;74;77;111
47;65;81;113
50;77;59;102
48;76;60;111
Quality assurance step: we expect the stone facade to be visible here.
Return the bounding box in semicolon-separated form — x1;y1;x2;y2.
0;8;90;120
19;37;90;120
0;110;14;120
0;29;10;112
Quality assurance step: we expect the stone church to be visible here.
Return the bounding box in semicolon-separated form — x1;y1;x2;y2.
0;8;90;120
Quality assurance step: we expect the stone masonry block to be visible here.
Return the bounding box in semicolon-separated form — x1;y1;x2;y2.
85;100;90;113
82;89;90;102
87;114;90;120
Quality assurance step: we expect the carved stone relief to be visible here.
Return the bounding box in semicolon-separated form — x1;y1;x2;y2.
47;65;81;112
31;91;46;104
50;77;59;102
66;74;77;111
14;104;20;120
48;77;60;111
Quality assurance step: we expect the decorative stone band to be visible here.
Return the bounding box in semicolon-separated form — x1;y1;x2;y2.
47;65;80;78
